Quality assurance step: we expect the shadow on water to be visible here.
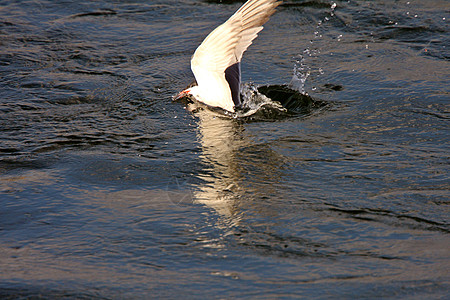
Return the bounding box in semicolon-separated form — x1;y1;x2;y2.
256;84;328;117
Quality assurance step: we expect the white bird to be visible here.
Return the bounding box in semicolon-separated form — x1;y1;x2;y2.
174;0;282;113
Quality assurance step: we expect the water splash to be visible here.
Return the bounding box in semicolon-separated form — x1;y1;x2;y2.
289;53;310;94
289;2;338;94
235;83;287;119
331;2;337;16
234;83;328;120
176;82;327;121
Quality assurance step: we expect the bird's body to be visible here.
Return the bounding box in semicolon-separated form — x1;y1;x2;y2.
175;0;282;113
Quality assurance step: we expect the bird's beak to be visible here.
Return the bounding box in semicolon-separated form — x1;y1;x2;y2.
173;89;189;101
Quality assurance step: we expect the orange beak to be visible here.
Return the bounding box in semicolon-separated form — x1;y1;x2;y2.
173;89;190;101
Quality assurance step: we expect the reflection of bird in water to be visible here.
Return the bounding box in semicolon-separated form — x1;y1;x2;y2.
193;111;244;221
192;108;285;226
174;0;282;113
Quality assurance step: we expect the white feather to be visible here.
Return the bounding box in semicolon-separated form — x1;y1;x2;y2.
190;0;281;112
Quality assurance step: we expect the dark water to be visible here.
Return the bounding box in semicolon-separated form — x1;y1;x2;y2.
1;0;449;298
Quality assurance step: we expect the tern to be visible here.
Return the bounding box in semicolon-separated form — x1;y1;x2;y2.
175;0;282;113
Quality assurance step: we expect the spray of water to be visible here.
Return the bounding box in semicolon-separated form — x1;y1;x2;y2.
289;2;338;94
236;83;286;118
289;52;310;94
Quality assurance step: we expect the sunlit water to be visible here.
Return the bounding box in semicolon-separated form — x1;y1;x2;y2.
1;0;449;298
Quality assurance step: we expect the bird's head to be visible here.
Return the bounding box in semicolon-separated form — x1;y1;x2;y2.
173;85;200;102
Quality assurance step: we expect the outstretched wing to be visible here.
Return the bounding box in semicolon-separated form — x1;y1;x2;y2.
191;0;281;110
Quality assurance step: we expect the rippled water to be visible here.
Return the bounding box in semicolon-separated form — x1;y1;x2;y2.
1;0;449;298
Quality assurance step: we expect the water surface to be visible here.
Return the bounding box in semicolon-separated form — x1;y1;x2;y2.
1;0;449;298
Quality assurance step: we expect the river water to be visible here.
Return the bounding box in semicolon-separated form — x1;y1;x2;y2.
1;0;449;298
